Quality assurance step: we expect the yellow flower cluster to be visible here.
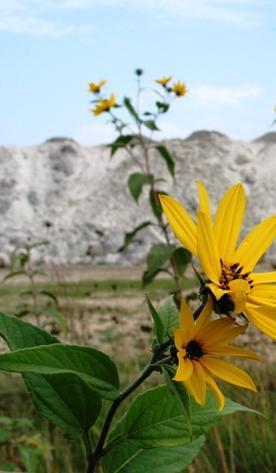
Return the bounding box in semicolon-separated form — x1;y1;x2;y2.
88;79;117;116
155;76;187;97
159;182;276;410
88;80;106;94
92;94;117;116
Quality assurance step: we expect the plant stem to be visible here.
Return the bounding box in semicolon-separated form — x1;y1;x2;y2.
86;341;171;472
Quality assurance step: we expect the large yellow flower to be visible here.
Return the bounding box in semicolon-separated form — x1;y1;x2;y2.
92;94;116;116
155;76;172;87
173;297;258;411
88;80;107;94
159;181;276;338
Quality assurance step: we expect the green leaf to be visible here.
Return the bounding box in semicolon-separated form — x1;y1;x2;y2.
146;296;164;345
155;145;175;177
0;343;119;400
3;270;28;281
162;365;192;438
11;251;28;270
0;311;58;349
26;240;49;250
143;243;176;286
156;101;170;113
25;373;101;438
0;313;107;437
38;289;58;305
118;221;152;252
106;385;195;448
109;134;135;157
103;384;260;472
103;437;205;473
173;247;192;277
123;97;140;123
128;172;154;202
149;189;163;219
156;296;179;340
143;119;159;131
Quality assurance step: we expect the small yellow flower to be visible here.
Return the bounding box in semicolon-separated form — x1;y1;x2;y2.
173;297;258;411
92;94;116;116
172;81;187;97
88;80;107;94
155;76;172;87
159;182;276;338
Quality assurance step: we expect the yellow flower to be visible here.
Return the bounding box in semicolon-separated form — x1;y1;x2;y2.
88;80;107;94
172;81;187;97
173;297;258;411
159;181;276;338
155;76;172;87
92;94;116;116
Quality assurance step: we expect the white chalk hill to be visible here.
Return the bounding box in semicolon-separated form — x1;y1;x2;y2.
0;131;275;265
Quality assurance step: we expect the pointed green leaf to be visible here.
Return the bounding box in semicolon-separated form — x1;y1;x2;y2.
146;296;164;345
103;383;258;473
128;172;154;202
155;296;179;340
103;437;205;473
109;134;135;157
143;120;159;131
155;145;175;177
143;243;176;286
0;343;119;400
123;97;140;123
0;313;106;437
173;247;192;276
156;101;170;113
149;189;163;219
25;373;101;438
118;221;152;252
38;289;58;305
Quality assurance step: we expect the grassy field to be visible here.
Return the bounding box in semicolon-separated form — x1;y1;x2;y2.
0;272;275;472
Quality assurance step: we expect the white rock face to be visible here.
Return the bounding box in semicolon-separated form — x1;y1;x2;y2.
0;131;276;266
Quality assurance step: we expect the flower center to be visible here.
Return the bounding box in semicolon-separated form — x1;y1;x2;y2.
185;340;203;360
219;259;253;290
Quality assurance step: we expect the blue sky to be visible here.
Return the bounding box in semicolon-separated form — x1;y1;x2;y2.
0;0;275;146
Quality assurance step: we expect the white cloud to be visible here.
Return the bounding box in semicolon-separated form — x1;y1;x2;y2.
191;84;263;105
0;0;271;36
55;0;270;26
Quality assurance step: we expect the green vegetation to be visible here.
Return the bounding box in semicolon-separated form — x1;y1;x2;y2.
0;276;275;472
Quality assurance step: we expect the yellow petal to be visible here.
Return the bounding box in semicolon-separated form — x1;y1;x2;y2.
234;216;276;273
203;323;247;348
180;299;195;341
206;282;229;300
203;367;225;411
194;296;213;335
247;285;276;307
187;361;206;406
214;183;246;263
228;279;250;314
199;318;234;344
174;328;185;351
158;194;197;255
197;211;221;283
196;180;212;220
245;303;276;339
173;356;194;382
206;345;259;360
201;356;257;392
251;272;276;284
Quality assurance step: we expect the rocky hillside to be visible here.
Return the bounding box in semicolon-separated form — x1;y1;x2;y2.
0;131;276;266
